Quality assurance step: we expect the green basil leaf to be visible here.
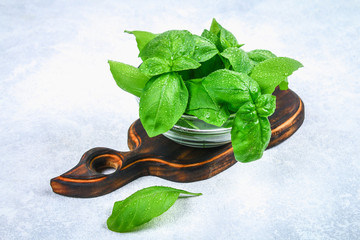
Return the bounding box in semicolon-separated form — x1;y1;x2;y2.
220;47;252;74
279;78;289;90
125;30;157;53
201;29;222;51
139;72;188;137
248;50;277;73
209;18;240;50
231;102;272;163
219;55;232;70
209;18;222;36
255;94;276;117
177;69;193;81
219;28;240;50
187;107;229;127
250;57;303;94
108;60;150;97
192;35;218;62
139;57;171;77
192;54;225;79
185;79;218;111
171;57;201;72
107;186;202;233
175;117;200;129
247;49;277;63
202;69;261;112
185;79;229;126
139;30;195;61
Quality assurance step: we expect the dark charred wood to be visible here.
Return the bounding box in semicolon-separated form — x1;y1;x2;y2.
50;88;304;198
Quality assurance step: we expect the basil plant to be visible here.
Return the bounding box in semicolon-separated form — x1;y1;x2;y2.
109;19;303;163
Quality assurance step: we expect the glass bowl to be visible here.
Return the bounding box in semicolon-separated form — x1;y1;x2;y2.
135;97;233;148
162;114;235;148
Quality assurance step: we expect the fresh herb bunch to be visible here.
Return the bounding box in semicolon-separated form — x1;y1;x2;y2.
109;19;303;163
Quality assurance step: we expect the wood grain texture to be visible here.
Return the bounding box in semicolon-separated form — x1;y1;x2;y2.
50;88;304;198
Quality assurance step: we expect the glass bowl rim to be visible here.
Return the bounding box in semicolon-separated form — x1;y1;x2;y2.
136;96;235;134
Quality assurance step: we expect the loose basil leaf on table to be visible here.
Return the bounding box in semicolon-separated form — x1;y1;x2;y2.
107;186;202;233
139;72;188;137
231;102;273;163
185;78;230;127
202;69;261;113
125;30;157;53
108;60;150;97
220;47;252;74
250;57;303;94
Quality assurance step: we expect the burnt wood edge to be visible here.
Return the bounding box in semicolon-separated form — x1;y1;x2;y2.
268;98;305;148
50;89;305;198
50;147;236;198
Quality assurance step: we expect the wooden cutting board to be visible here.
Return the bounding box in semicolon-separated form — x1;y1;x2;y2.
51;88;304;198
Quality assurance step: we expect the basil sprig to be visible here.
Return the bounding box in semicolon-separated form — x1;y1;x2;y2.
109;18;303;163
107;186;201;233
139;72;188;137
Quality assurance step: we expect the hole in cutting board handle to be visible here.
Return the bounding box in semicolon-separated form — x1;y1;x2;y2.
96;167;117;175
90;153;123;175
